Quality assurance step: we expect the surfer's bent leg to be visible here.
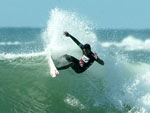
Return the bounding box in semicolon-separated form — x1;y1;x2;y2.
57;62;73;70
56;54;79;71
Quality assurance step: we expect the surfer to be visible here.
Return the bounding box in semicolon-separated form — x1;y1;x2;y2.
57;32;104;73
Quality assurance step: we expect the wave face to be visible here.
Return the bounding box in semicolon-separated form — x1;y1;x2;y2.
0;9;150;113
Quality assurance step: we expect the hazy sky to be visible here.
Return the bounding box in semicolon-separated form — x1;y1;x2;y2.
0;0;150;28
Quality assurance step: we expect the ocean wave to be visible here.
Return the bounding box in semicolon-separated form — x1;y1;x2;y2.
0;41;22;46
0;52;46;60
101;36;150;51
0;41;35;46
91;56;150;112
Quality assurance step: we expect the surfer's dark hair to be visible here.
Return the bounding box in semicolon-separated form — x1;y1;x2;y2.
83;44;91;51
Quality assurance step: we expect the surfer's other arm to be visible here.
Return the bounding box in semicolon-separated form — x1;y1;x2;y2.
94;53;104;65
64;32;83;48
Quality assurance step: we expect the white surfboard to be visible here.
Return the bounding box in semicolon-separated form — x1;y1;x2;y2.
48;55;59;77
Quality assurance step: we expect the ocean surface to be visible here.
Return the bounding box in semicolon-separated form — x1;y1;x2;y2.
0;9;150;113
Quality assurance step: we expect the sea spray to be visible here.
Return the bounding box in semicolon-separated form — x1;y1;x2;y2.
42;8;97;59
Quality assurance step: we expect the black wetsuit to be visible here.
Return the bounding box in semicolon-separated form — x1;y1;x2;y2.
57;33;104;73
65;45;96;73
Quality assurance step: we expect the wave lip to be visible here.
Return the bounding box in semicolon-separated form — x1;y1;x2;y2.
101;36;150;51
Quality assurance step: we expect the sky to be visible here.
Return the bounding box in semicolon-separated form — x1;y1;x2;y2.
0;0;150;29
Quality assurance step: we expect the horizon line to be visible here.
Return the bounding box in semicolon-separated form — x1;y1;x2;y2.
0;26;150;30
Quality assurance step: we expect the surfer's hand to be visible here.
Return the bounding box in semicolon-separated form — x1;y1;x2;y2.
94;53;98;60
64;32;70;37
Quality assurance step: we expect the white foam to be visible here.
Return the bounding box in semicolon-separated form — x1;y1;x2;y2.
64;94;85;109
101;36;150;51
0;41;22;46
0;52;46;60
140;93;150;106
119;63;150;112
0;41;35;46
91;54;150;112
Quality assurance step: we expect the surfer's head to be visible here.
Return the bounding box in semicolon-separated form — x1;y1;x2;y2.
83;44;91;51
83;44;91;55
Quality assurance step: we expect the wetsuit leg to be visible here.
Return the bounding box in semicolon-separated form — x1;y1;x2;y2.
57;62;73;70
63;55;83;73
56;54;75;70
57;54;81;72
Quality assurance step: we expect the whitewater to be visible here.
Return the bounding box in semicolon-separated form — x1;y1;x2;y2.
0;8;150;113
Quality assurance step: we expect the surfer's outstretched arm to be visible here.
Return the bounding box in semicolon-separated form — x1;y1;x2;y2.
96;58;104;65
64;32;83;49
94;53;104;65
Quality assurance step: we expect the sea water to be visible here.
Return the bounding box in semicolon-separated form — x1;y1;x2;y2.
0;8;150;113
